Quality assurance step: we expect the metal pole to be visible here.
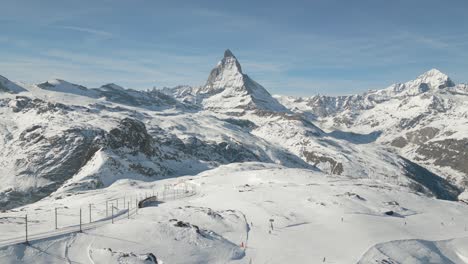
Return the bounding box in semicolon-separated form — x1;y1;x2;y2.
112;206;114;224
128;202;130;219
106;200;108;217
89;204;92;223
25;214;28;244
79;208;82;232
116;199;119;209
55;208;57;229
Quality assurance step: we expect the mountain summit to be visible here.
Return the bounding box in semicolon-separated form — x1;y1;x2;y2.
413;68;455;90
197;49;287;114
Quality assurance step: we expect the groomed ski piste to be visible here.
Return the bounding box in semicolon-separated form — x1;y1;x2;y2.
1;162;468;263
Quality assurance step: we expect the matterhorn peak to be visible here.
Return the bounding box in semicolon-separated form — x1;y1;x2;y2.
204;49;243;90
224;49;236;59
197;49;287;113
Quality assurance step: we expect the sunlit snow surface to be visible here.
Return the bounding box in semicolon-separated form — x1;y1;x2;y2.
1;163;468;263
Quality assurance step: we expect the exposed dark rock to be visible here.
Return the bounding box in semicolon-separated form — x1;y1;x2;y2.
9;96;72;114
407;127;440;145
415;138;468;184
222;118;257;130
0;127;104;210
401;157;461;201
398;114;425;129
390;136;408;148
108;118;155;156
303;151;344;175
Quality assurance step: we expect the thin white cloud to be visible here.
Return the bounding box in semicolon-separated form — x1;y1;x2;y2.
57;25;113;38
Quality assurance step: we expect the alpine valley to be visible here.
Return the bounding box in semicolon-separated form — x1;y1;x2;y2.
0;50;467;263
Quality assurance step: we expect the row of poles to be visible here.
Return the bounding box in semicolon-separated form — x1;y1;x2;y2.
24;195;140;244
22;184;195;244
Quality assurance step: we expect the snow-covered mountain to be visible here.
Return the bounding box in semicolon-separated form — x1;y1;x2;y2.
277;69;468;187
0;50;464;209
163;49;287;114
0;75;27;94
1;50;467;263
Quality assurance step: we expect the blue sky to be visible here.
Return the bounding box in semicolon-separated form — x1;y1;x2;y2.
1;0;467;96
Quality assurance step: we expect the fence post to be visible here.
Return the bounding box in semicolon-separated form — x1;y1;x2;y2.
25;214;28;244
89;204;92;223
55;208;58;229
116;199;119;209
79;208;82;232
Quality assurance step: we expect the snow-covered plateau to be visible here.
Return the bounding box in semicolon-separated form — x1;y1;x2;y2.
0;50;467;263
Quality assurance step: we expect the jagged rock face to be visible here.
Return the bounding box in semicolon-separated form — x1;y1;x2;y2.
303;151;344;175
157;133;294;169
203;49;244;93
0;124;104;210
415;138;468;185
108;118;156;156
9;96;72;114
196;49;287;113
180;136;263;163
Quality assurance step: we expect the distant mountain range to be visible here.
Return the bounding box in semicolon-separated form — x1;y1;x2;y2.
0;49;466;209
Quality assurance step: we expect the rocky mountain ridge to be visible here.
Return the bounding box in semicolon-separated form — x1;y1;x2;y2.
276;68;468;187
0;50;465;210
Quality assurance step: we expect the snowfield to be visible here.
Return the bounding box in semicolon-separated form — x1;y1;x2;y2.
1;163;468;263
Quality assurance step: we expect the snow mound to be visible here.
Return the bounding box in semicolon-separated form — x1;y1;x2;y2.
359;237;468;264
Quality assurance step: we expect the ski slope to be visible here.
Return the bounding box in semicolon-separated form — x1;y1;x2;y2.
1;163;468;263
